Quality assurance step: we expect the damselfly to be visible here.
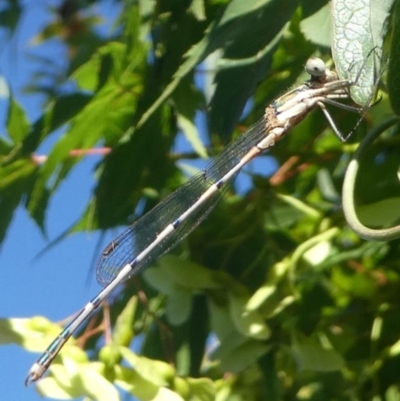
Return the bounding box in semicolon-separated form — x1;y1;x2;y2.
25;57;361;385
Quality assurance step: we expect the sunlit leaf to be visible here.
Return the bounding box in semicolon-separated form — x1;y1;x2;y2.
119;347;174;386
6;96;30;143
186;377;215;401
229;294;270;340
331;0;393;105
300;3;331;47
112;295;137;346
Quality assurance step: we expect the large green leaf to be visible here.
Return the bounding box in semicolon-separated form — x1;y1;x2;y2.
331;0;393;105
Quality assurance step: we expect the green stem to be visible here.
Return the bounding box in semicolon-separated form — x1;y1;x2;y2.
342;116;400;240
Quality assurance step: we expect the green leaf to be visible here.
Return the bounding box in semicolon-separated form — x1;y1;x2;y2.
21;93;92;156
145;256;218;325
165;288;192;326
331;0;392;105
0;0;21;33
35;376;74;399
208;0;297;140
292;335;345;372
212;333;271;373
156;255;219;290
0;159;38;240
173;79;207;158
386;386;400;401
189;0;206;21
112;295;137;347
138;0;297;138
229;294;271;340
208;298;236;341
116;365;183;401
119;347;175;387
6;95;30;143
331;264;377;298
144;266;180;295
299;3;331;47
93;106;176;228
356;197;400;228
72;41;140;92
74;366;119;401
186;377;215;401
246;259;295;319
0;317;59;349
28;83;137;217
72;53;101;91
37;353;118;401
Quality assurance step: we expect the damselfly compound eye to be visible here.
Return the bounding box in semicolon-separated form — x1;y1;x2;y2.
305;58;326;77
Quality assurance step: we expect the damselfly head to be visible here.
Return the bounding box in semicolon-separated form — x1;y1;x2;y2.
305;58;326;77
305;58;338;84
